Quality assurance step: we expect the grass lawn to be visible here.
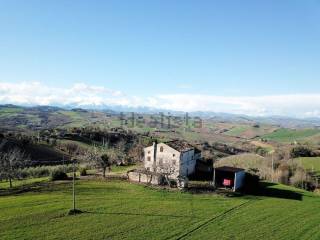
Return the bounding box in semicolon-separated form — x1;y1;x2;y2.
0;177;49;189
111;164;139;173
262;128;320;143
294;157;320;173
0;179;320;240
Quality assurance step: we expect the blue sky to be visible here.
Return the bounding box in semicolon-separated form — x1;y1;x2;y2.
0;0;320;116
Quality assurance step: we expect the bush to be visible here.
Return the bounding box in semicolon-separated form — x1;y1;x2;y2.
290;146;313;158
17;165;74;179
51;169;68;181
255;146;268;156
80;168;87;176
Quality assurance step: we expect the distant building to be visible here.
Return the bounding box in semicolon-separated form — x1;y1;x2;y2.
144;140;201;179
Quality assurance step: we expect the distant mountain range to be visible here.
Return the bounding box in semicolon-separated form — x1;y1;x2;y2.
1;104;320;128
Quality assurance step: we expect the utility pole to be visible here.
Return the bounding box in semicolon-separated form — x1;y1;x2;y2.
72;159;76;212
271;152;274;183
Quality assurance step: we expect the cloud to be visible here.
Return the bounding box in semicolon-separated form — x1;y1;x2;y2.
0;81;129;107
0;81;320;118
153;94;320;117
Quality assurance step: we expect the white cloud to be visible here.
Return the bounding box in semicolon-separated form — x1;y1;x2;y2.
0;81;320;118
0;81;129;107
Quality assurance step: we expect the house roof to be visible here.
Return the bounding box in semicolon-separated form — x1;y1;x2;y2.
165;140;198;152
214;166;245;173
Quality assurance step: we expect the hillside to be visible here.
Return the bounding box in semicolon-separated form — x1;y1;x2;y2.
2;105;320;149
0;179;319;240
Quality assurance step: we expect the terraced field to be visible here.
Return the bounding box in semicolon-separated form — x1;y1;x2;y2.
0;179;319;240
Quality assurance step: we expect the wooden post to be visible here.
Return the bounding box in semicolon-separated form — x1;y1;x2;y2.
72;160;76;212
271;153;274;183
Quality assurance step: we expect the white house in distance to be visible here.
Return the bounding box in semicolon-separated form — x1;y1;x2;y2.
144;140;201;179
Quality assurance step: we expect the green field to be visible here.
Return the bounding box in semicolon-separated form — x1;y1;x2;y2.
225;126;249;136
294;157;320;173
0;106;23;117
262;128;320;143
1;179;320;240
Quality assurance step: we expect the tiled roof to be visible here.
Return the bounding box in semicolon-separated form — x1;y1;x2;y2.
165;140;197;152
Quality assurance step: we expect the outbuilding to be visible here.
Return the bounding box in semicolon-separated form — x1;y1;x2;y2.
213;166;245;192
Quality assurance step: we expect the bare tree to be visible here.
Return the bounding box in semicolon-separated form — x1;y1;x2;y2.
100;154;115;178
128;143;144;163
65;142;80;157
82;150;114;178
157;162;177;187
0;148;30;188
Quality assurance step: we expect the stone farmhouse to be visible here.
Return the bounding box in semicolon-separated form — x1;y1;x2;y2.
144;140;201;179
127;140;201;186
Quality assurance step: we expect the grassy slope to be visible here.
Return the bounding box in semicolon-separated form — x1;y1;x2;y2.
262;128;320;143
225;126;250;136
1;180;320;240
294;157;320;172
189;184;320;240
215;153;266;170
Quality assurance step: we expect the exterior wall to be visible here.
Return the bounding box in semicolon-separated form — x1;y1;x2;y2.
144;145;155;171
179;150;197;177
234;171;246;191
143;143;198;179
155;143;180;178
127;171;162;185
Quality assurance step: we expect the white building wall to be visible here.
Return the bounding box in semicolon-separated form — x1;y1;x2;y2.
144;143;198;179
144;143;181;178
144;145;155;171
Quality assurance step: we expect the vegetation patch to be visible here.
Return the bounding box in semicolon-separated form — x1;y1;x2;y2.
294;157;320;173
262;128;320;143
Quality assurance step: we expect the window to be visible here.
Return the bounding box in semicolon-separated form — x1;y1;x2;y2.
148;151;150;154
173;154;175;157
147;156;151;161
160;146;164;152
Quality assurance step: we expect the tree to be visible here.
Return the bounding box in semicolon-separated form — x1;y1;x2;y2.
83;150;114;178
100;154;114;178
65;142;80;156
157;162;177;187
0;148;30;188
290;146;313;158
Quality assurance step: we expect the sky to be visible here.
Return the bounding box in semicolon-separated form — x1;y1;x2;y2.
0;0;320;117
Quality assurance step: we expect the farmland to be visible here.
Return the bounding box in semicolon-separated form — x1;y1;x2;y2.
262;128;320;143
0;179;320;240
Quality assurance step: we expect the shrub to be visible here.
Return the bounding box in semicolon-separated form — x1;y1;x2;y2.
51;169;68;181
80;168;87;176
290;146;313;158
255;146;268;156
